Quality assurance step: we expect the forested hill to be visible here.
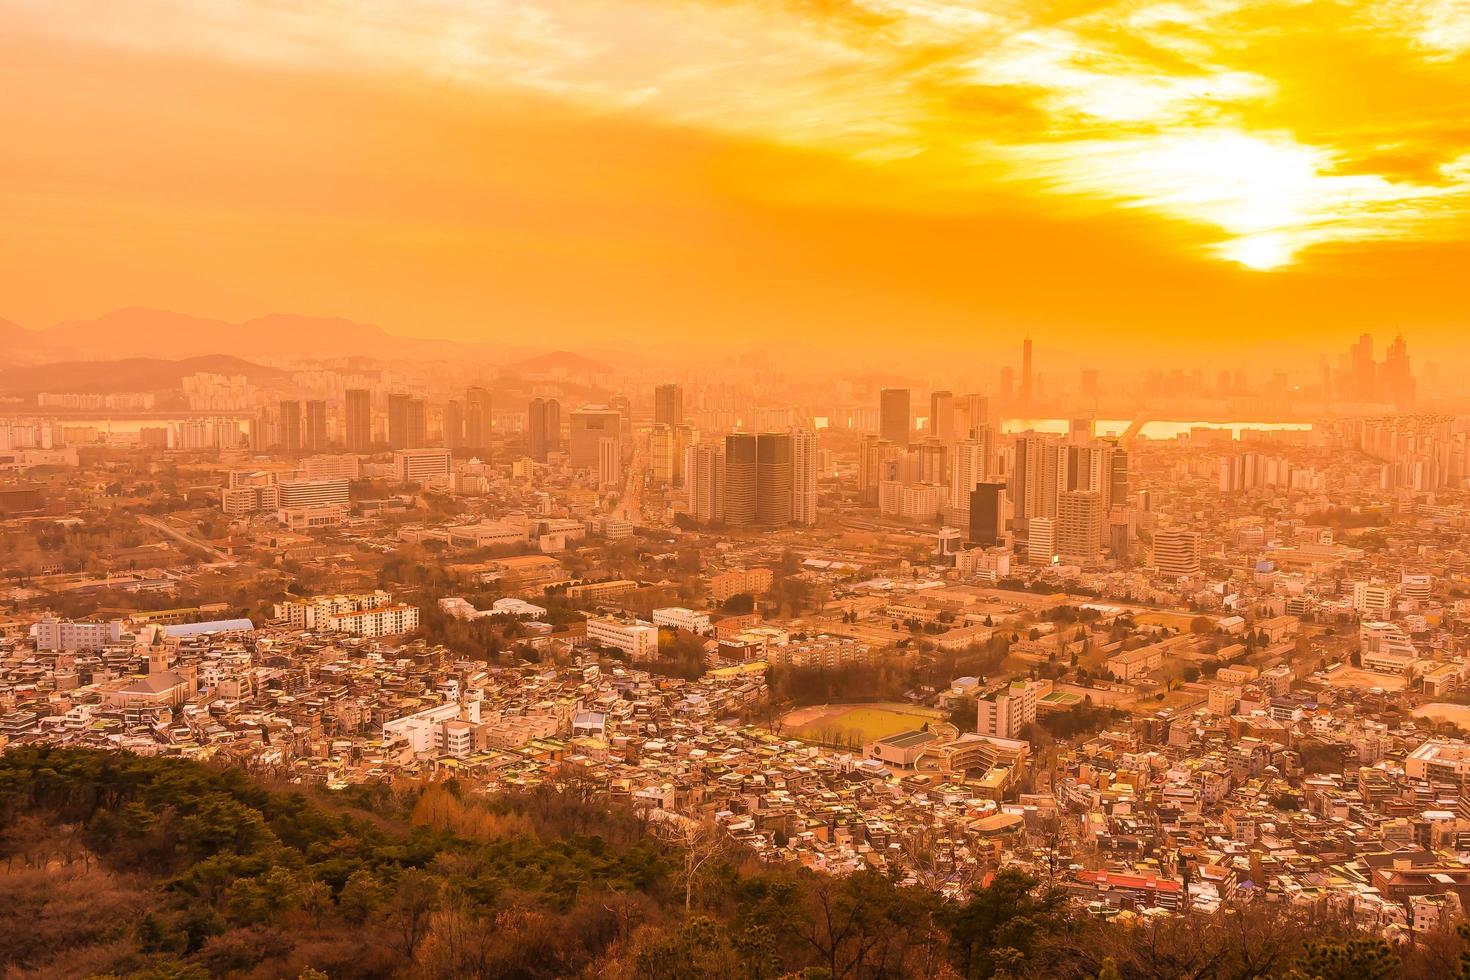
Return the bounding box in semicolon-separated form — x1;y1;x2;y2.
0;746;1460;980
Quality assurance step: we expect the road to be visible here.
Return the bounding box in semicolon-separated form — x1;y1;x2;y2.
137;514;233;562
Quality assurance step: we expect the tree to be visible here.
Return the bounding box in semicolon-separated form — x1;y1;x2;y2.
944;868;1071;979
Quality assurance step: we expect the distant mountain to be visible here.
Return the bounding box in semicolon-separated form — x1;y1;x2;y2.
512;350;612;375
0;355;283;395
0;317;65;367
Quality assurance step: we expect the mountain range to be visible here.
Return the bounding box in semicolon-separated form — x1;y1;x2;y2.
0;308;624;375
0;355;284;395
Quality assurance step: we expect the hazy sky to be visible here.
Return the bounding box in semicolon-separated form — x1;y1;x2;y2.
3;0;1469;353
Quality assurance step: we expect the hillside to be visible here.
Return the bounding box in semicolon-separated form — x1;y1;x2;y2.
0;746;1454;980
0;354;283;395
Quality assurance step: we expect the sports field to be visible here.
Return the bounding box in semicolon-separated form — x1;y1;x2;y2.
780;701;946;745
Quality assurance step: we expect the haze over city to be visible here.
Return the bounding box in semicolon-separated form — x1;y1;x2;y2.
6;2;1470;979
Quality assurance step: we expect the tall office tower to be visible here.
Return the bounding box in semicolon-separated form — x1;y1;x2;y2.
1010;433;1064;522
609;395;633;447
406;398;427;449
950;439;988;509
1153;528;1201;577
1108;445;1129;509
1350;333;1376;401
444;399;465;450
958;394;989;439
1057;490;1104;565
597;436;622;489
915;438;948;485
1068;417;1092;442
858;435;899;506
650;424;676;484
527;397;561;461
1019;337;1034;405
304;400;328;451
755;432;793;526
673;423;698;485
464;386;492;449
968;482;1005;547
570;405;623;469
879;388;911;445
1383;333;1415;410
345;388;372;453
654;384;684;426
387;394;410;450
791;427;818;526
279;400;303;453
1027;516;1056;565
723;433;758;526
685;443;726;524
929;390;955;441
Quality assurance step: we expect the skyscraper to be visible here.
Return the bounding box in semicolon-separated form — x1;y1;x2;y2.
387;394;427;450
880;388;911;445
444;399;465;450
929;390;955;442
345;388;372;453
1011;433;1064;522
1020;338;1034;405
279;400;302;453
755;432;793;526
570;405;622;469
304;399;327;451
654;384;684;427
465;386;492;449
1056;490;1104;565
791;428;818;526
527;397;561;461
1153;528;1201;577
650;424;676;484
858;434;899;506
958;394;989;439
723;433;758;526
1027;516;1056;565
950;439;989;510
968;482;1005;547
685;443;726;524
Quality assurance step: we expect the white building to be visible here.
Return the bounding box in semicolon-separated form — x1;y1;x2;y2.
394;448;453;486
586;616;659;660
652;607;712;635
326;604;420;638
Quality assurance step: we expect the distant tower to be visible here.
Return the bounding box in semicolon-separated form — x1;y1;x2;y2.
654;384;684;427
279;400;302;453
879;388;911;445
929;390;955;441
755;432;793;526
791;428;819;526
1020;338;1034;406
304;400;328;452
465;386;492;449
345;388;372;452
723;433;758;526
444;399;465;450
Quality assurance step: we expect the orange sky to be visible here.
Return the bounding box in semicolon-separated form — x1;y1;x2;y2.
3;0;1468;356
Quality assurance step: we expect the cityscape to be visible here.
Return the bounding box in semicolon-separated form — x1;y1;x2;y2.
6;0;1470;977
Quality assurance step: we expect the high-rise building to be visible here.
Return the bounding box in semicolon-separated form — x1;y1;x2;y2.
949;438;990;510
672;423;697;485
570;405;622;469
685;444;726;524
1108;445;1129;509
1056;490;1104;565
791;428;818;526
858;435;899;506
387;394;425;450
304;400;328;452
929;390;955;441
598;436;622;488
527;397;561;461
1027;516;1056;565
279;400;302;453
723;433;758;526
977;680;1043;738
650;424;676;485
1153;528;1201;577
967;482;1005;547
465;386;492;449
755;432;793;526
444;399;465;450
958;394;989;439
345;388;372;453
915;438;948;485
879;388;911;445
1020;337;1034;405
1011;433;1064;523
654;384;684;427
